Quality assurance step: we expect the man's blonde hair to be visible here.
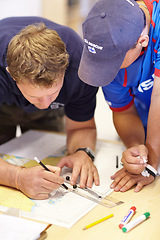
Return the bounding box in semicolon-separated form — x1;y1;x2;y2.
7;22;69;87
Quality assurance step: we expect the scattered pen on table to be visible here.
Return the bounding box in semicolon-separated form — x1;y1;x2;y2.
122;212;150;233
119;206;136;229
116;155;119;168
83;213;114;230
34;156;68;190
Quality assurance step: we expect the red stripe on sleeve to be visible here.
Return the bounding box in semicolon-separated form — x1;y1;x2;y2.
123;69;127;87
110;99;134;112
154;68;160;77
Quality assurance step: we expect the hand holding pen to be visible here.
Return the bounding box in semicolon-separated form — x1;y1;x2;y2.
121;145;148;175
34;157;68;190
16;157;65;200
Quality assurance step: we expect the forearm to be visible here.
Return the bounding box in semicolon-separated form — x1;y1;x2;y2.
67;127;96;154
0;158;20;188
66;117;97;154
146;112;160;170
146;78;160;170
113;108;145;148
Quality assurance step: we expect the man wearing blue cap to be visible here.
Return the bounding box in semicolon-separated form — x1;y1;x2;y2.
79;0;160;192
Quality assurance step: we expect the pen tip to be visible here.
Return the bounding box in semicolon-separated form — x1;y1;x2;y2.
61;183;68;190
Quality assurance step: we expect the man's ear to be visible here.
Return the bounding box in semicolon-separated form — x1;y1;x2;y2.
137;34;149;48
6;67;16;81
6;67;9;73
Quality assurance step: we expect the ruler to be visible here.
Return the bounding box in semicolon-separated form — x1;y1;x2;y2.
62;181;124;208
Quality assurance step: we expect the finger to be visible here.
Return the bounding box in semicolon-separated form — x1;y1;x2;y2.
110;170;127;189
56;158;68;168
134;175;154;192
93;168;100;186
138;145;148;162
113;174;132;192
122;154;145;165
124;163;146;175
43;171;64;186
119;177;138;192
42;180;62;191
70;165;81;185
134;181;144;192
79;167;88;188
86;168;95;188
110;168;126;182
45;165;61;175
35;193;50;200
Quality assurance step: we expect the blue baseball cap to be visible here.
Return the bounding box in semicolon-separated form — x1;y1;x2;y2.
78;0;144;87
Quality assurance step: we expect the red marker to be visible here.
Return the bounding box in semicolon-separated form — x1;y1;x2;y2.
119;206;136;229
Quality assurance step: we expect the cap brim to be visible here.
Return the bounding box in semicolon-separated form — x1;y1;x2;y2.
78;47;126;87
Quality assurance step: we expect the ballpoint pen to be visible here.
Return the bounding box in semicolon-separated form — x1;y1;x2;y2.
34;157;68;190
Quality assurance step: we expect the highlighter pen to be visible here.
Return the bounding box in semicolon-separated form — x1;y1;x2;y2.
119;206;136;229
34;157;68;190
122;212;150;233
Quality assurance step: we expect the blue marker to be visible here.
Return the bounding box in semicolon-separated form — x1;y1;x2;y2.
119;206;136;229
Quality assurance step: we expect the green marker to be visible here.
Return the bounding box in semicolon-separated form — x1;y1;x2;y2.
122;212;150;233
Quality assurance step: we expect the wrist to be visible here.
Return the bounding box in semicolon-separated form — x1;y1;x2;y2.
75;147;95;162
15;167;25;189
141;164;157;178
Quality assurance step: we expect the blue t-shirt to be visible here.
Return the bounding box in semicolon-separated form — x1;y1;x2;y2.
102;0;160;129
0;16;98;122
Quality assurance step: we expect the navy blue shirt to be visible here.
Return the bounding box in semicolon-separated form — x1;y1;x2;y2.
0;17;98;122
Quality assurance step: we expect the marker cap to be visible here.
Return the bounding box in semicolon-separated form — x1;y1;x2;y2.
131;206;136;212
144;212;150;219
122;226;128;233
119;223;124;229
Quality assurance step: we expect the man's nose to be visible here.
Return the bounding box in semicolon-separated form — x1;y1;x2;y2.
39;96;53;108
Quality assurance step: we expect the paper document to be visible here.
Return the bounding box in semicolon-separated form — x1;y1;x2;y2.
0;130;66;160
0;130;125;228
0;214;48;240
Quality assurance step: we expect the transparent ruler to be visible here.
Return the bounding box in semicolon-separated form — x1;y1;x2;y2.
62;181;124;208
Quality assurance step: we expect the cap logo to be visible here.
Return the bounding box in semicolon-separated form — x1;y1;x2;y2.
84;38;103;55
125;0;134;6
88;46;96;54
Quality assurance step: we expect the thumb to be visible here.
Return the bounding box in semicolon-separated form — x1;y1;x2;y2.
46;165;61;175
138;145;148;163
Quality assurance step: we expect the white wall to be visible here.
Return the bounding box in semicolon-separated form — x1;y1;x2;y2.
95;88;119;141
0;0;42;20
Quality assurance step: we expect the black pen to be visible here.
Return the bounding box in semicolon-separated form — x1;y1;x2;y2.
116;155;119;168
34;156;68;190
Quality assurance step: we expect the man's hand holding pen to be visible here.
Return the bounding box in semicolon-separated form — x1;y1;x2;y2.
17;165;64;200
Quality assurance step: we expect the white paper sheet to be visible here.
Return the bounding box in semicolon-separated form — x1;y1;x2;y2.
0;130;66;160
0;214;47;240
0;130;125;228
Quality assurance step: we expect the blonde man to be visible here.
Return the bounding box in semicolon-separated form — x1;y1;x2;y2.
0;16;99;199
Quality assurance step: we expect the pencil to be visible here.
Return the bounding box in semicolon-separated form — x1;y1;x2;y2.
83;213;114;230
34;156;68;190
